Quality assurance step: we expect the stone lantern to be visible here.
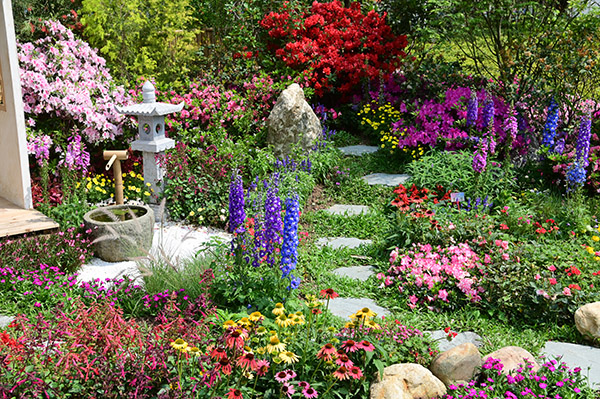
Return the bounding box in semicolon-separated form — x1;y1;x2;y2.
115;81;183;204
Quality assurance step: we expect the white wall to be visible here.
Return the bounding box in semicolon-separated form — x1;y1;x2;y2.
0;1;32;209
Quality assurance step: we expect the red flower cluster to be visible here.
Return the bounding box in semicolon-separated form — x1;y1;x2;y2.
260;1;407;96
534;219;559;234
391;184;450;211
565;266;582;276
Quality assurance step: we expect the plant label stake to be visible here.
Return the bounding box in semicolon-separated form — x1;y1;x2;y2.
104;150;128;205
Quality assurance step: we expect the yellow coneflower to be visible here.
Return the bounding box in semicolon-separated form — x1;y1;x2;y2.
266;335;286;354
275;314;294;328
189;346;201;357
272;303;285;316
248;311;263;323
365;319;381;330
223;320;237;329
292;311;305;325
354;307;376;320
279;351;300;364
344;321;357;329
170;338;188;352
256;326;267;336
238;317;252;327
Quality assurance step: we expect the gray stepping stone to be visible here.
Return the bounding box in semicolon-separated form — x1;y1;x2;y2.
325;204;369;216
427;330;483;352
332;266;375;281
0;315;15;329
316;237;373;250
541;341;600;388
327;297;390;319
338;145;379;156
362;173;411;186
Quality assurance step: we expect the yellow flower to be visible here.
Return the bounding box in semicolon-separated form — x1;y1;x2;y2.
592;236;600;242
129;171;136;178
189;211;195;217
256;326;267;336
266;335;286;354
595;257;600;261
587;246;595;255
365;319;381;330
189;346;201;357
279;351;300;364
275;314;294;328
272;303;286;316
238;317;252;327
353;307;377;320
249;311;264;323
170;338;188;352
144;191;150;196
223;320;237;329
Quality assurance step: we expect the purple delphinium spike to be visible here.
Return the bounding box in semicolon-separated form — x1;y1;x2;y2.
481;98;494;130
466;92;478;128
262;184;282;266
228;171;245;233
541;98;559;148
280;196;299;281
575;114;592;167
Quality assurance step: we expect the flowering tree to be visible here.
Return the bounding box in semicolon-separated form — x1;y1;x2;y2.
18;20;130;146
260;1;407;96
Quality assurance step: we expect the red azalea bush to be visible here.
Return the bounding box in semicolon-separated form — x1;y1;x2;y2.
260;1;408;96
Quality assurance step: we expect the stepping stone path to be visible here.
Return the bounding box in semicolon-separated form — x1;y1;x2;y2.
428;330;483;352
325;204;369;216
362;173;411;186
332;266;375;282
316;237;372;250
338;145;379;156
0;315;15;329
328;297;390;319
542;341;600;388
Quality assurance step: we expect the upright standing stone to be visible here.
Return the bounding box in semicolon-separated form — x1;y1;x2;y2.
267;83;321;157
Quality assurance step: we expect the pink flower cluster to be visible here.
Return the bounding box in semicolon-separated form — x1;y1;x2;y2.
18;20;129;144
378;243;485;310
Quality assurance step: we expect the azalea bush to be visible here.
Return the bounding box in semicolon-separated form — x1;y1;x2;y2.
18;20;130;146
260;1;408;97
444;357;596;399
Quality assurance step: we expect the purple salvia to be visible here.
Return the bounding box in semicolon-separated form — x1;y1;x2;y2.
466;92;478;128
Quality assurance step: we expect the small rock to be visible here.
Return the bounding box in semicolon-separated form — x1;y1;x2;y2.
332;266;375;281
430;343;482;386
338;145;379;156
370;363;446;399
327;297;390;319
325;204;370;216
575;302;600;340
483;346;540;374
362;173;411;187
315;237;373;250
266;83;321;157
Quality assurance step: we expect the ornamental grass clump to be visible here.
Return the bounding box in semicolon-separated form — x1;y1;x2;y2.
377;243;485;311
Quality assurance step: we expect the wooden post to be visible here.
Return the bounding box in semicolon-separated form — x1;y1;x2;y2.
103;150;128;205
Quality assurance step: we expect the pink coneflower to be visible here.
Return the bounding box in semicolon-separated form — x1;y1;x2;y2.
335;353;353;368
226;328;247;350
256;359;270;376
210;347;227;360
217;358;232;375
298;381;310;389
317;343;337;361
275;370;292;383
303;387;318;398
281;382;295;397
358;340;375;352
348;366;363;379
237;352;258;371
319;288;339;299
332;366;350;380
226;388;243;399
285;369;297;379
341;339;359;353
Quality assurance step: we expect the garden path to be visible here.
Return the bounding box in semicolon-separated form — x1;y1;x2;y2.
327;147;600;389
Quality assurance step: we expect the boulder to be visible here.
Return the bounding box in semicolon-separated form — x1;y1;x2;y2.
483;346;540;374
266;83;321;157
575;302;600;340
370;363;446;399
430;343;482;386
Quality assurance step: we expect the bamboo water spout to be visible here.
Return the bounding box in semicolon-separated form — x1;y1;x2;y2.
103;150;128;205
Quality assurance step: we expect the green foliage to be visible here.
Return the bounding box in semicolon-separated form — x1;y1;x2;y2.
80;0;198;84
38;201;91;229
406;150;515;200
303;208;392;242
11;0;82;42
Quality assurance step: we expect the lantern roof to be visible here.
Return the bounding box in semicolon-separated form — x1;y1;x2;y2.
115;81;184;116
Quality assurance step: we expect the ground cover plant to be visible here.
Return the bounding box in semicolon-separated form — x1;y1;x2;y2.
5;0;600;397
